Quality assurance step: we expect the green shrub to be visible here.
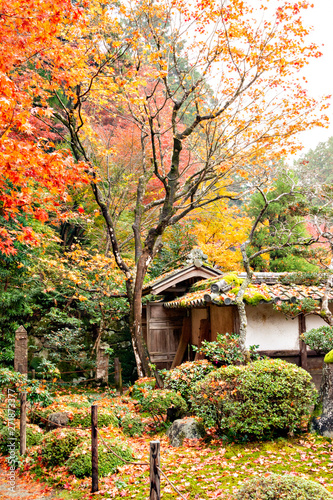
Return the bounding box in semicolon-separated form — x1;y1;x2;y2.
234;473;333;499
324;350;333;363
193;359;317;441
0;368;53;407
0;424;43;454
192;334;260;366
139;389;187;422
121;413;144;437
302;326;333;354
128;377;156;402
69;408;119;429
160;360;215;406
41;428;86;466
67;438;133;478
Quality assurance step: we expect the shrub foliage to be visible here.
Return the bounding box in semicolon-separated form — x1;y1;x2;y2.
41;428;86;466
234;473;333;500
160;360;214;405
139;389;187;422
193;359;317;441
121;413;144;437
67;438;133;477
302;326;333;354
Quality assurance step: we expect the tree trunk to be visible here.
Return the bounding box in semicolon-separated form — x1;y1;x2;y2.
235;243;253;353
320;277;333;326
127;251;153;378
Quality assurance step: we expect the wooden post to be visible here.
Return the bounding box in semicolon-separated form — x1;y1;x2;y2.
20;392;26;455
114;358;123;395
14;326;28;375
31;369;35;380
150;441;160;500
299;313;308;371
91;405;98;493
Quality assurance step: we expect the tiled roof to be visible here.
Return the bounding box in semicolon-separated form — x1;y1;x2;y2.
164;274;333;309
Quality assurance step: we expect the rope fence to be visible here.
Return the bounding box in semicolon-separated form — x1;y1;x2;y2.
2;395;192;499
1;354;184;499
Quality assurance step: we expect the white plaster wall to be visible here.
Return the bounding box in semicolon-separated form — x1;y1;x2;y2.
306;314;330;331
245;304;299;350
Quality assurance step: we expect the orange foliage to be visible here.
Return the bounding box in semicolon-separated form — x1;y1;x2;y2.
0;0;93;254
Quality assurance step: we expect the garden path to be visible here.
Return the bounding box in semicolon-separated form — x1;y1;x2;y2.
0;465;62;500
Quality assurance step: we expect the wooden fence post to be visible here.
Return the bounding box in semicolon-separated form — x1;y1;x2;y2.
114;358;123;395
20;392;26;455
91;405;98;493
32;369;35;380
150;440;160;500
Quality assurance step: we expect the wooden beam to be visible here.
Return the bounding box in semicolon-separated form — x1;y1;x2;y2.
194;318;211;361
171;317;191;369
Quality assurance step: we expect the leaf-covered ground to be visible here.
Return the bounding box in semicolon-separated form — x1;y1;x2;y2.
1;388;332;500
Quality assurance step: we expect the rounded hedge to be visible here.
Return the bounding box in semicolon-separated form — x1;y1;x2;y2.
69;408;118;429
121;413;144;437
193;358;317;441
67;438;133;477
302;326;333;354
128;377;156;402
41;428;86;466
139;389;187;422
234;474;333;499
160;360;215;406
0;424;44;455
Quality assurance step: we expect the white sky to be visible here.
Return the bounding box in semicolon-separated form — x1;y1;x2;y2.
296;0;333;155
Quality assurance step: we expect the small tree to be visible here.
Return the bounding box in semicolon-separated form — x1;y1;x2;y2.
235;176;316;350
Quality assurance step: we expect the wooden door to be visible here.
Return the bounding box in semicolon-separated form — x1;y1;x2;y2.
146;303;187;369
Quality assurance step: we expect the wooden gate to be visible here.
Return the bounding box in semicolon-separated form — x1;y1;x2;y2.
143;303;187;369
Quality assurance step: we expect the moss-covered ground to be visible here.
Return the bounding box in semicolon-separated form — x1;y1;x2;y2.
0;387;332;499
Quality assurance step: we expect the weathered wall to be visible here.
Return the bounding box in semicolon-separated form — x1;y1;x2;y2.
245;303;299;350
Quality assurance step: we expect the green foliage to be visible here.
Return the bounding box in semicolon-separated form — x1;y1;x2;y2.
192;333;260;366
234;473;333;500
139;389;188;422
121;413;144;437
324;350;333;363
41;428;86;466
0;368;53;407
246;168;316;272
0;367;26;387
278;271;332;286
295;136;333;186
147;222;197;280
67;438;133;478
128;377;157;402
302;326;333;354
160;360;215;406
69;408;119;429
0;423;44;455
192;359;317;441
274;297;319;317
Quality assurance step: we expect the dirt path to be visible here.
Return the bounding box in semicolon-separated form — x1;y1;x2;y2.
0;467;63;500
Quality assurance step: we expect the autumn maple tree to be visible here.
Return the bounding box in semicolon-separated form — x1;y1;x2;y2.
2;0;330;376
0;0;97;254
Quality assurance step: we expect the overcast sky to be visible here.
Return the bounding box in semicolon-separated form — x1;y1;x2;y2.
296;0;333;156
